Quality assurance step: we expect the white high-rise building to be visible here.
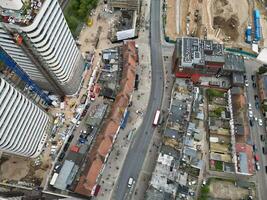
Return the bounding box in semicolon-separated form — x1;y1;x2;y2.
0;77;50;158
0;0;84;95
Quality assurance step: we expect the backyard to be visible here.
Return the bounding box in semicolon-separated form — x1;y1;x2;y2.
198;178;255;200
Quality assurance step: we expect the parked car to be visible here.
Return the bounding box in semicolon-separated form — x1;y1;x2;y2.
251;75;255;81
76;120;81;128
255;162;261;171
253;144;257;152
63;143;70;152
255;102;259;109
249;110;253;118
265;166;267;173
249;119;253;127
259;119;263;126
253;82;256;88
254;154;260;162
255;95;259;101
245;80;249;87
80;94;87;104
263;147;267;154
67;135;74;143
58;152;65;161
261;135;265;141
53;163;62;173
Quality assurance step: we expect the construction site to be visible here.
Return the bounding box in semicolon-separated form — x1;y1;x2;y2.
164;0;267;49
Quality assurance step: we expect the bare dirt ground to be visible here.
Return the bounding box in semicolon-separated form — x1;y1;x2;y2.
0;157;29;181
261;17;267;47
165;0;177;40
209;179;254;199
180;0;249;45
211;0;249;42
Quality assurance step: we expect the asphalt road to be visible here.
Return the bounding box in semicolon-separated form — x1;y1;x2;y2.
112;0;164;199
244;59;267;200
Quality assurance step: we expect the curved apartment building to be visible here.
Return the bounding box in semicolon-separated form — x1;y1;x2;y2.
0;0;84;95
0;78;50;158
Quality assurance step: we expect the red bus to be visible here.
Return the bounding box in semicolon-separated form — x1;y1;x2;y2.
153;110;161;126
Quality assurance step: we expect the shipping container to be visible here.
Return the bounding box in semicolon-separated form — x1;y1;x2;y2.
254;10;262;41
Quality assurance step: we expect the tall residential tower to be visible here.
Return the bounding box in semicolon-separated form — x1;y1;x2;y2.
0;0;84;95
0;77;50;158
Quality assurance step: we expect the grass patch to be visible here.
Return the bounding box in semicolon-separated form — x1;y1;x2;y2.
258;65;267;75
262;104;267;112
198;185;210;200
206;88;224;101
64;0;98;36
215;160;223;171
213;107;224;117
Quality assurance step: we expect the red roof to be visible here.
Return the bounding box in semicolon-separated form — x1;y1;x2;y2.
97;136;112;158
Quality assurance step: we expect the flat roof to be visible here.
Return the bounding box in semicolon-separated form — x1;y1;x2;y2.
224;54;245;72
54;160;75;190
257;48;267;64
176;37;224;68
239;152;249;174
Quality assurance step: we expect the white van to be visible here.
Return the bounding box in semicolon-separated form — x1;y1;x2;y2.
128;177;134;188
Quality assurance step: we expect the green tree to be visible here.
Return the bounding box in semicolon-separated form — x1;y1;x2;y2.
258;66;267;74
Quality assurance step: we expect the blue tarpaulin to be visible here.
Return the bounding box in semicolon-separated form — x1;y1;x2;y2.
121;111;130;129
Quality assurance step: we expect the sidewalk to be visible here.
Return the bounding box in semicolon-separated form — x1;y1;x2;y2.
95;8;152;200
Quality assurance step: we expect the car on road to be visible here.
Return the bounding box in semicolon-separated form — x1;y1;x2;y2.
253;82;256;88
255;162;260;171
248;103;252;110
249;119;253;127
255;102;259;109
251;75;255;81
127;177;134;188
263;147;267;154
249;110;253;118
254;154;259;162
261;135;265;141
265;166;267;173
254;95;259;101
253;144;257;152
259;119;263;126
245;80;249;87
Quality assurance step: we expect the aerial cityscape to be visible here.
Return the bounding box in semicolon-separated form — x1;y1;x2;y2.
0;0;267;199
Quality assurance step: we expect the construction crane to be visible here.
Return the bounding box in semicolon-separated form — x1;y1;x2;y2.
0;47;52;105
